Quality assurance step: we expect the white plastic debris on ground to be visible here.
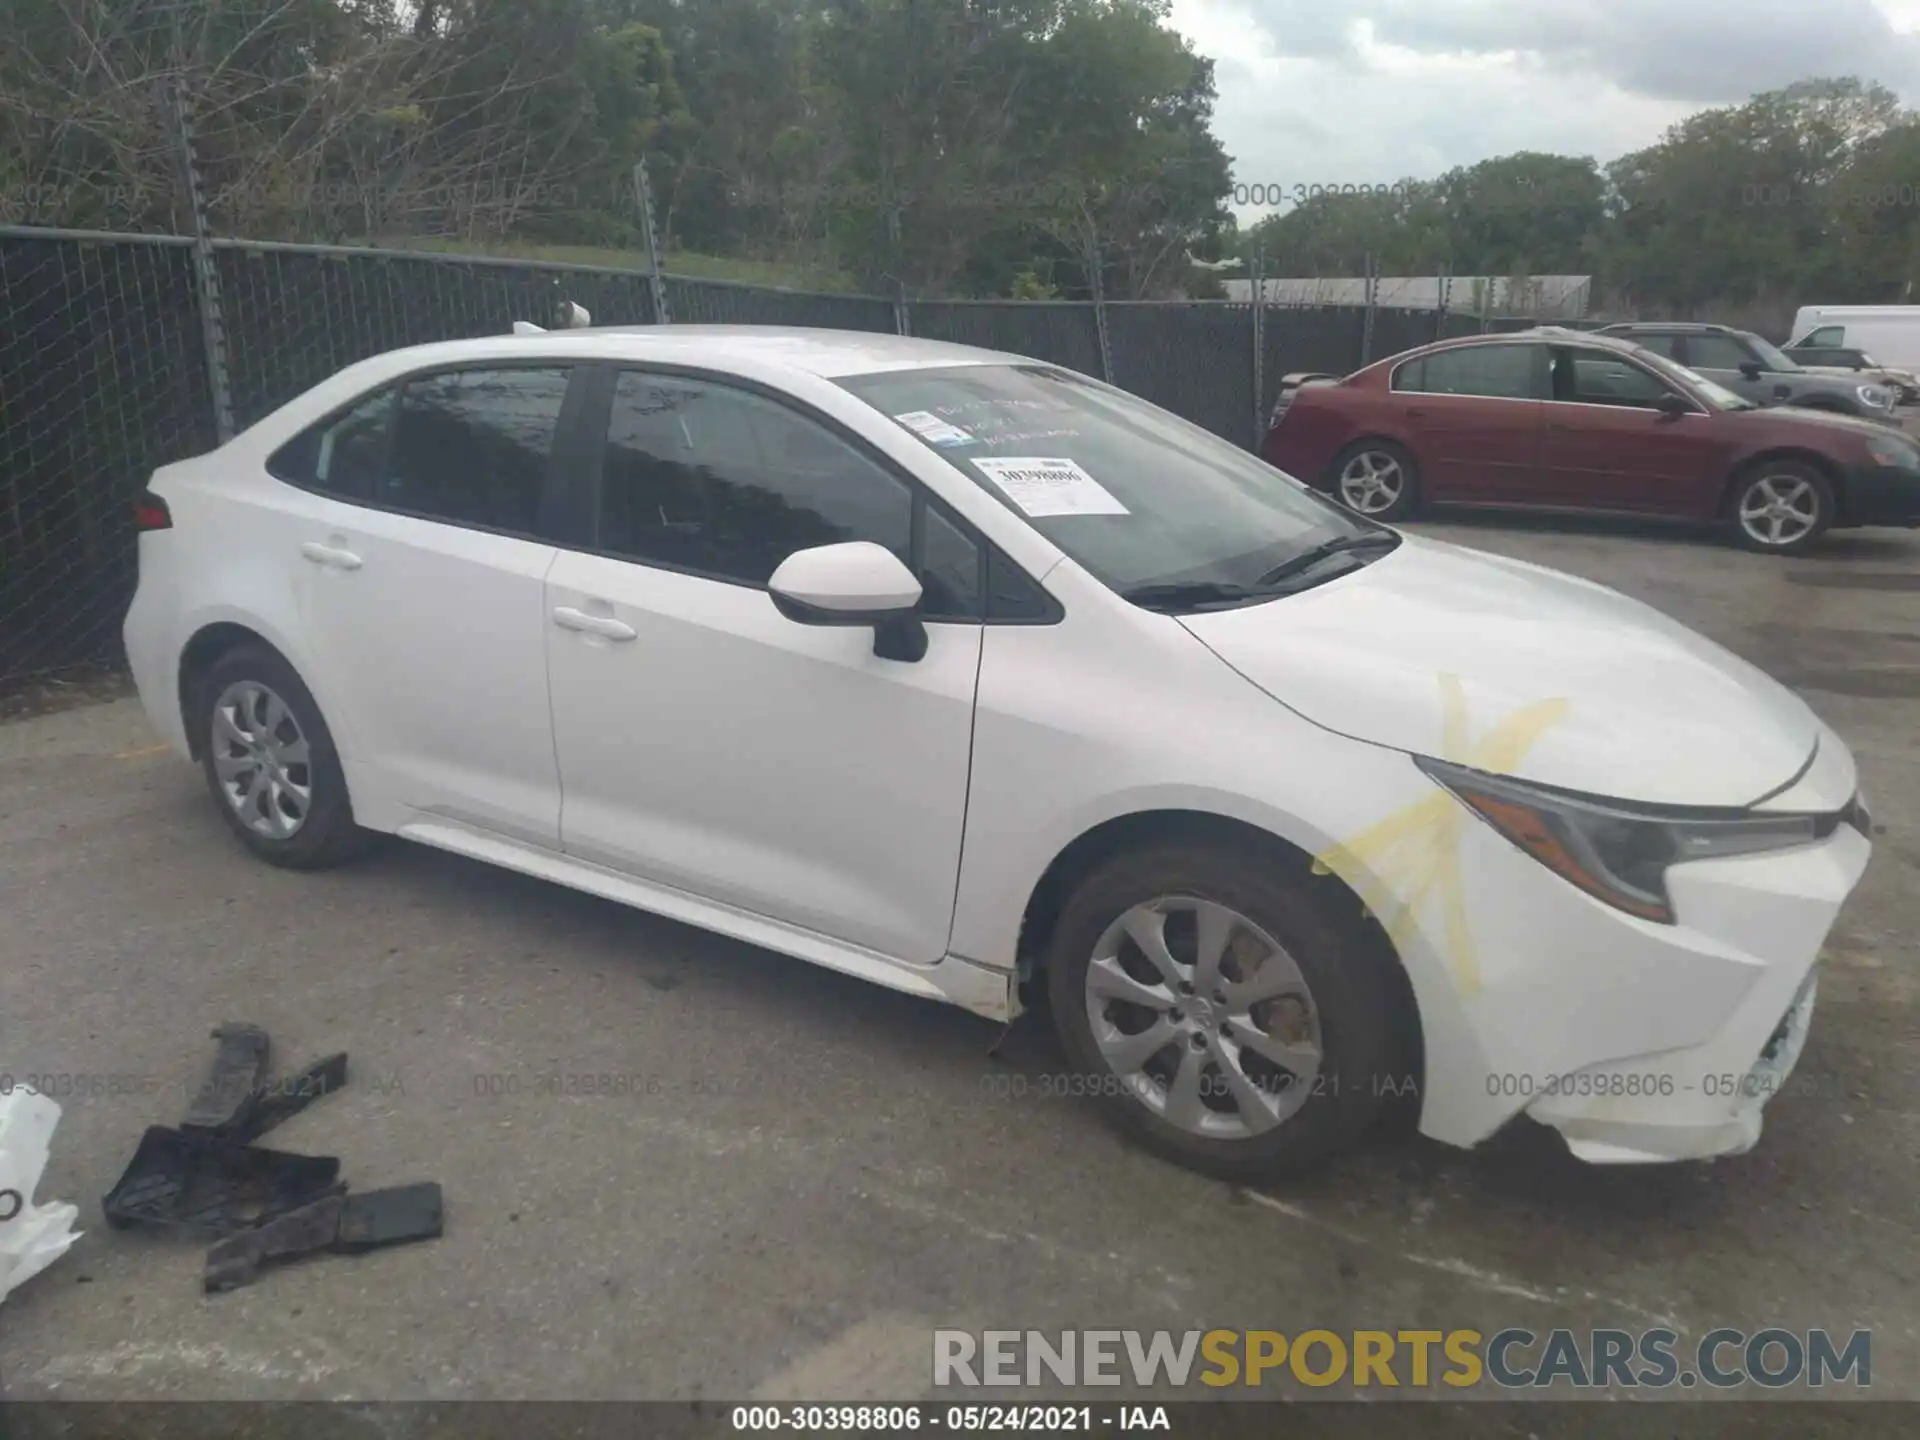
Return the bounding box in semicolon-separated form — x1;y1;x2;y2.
0;1085;82;1302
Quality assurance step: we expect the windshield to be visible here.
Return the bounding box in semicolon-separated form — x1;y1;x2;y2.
838;364;1386;597
1747;335;1803;373
1629;347;1758;410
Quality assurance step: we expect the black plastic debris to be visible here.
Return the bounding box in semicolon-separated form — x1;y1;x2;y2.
232;1052;349;1145
102;1023;445;1292
203;1193;346;1293
101;1126;343;1236
181;1022;348;1147
334;1183;443;1254
203;1183;445;1293
180;1023;271;1136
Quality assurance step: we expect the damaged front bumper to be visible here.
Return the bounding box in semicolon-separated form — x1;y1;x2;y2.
1412;790;1870;1166
1526;966;1822;1164
1516;817;1867;1166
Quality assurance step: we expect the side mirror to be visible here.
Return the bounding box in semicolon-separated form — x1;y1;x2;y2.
1655;392;1693;418
1739;360;1764;380
768;542;928;662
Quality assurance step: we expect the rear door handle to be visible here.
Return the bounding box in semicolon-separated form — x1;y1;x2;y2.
300;541;362;570
552;606;637;642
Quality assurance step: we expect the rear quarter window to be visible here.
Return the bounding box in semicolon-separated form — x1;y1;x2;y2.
267;390;396;498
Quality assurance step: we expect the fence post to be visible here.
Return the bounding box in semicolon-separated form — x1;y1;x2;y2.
160;79;235;443
894;277;910;338
1250;247;1265;449
1089;245;1114;384
633;159;671;325
1359;252;1378;368
1435;261;1452;342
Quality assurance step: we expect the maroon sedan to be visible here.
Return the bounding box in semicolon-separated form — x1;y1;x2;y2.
1261;327;1920;555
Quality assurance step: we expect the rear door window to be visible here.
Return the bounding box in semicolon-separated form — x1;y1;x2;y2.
383;368;572;534
1398;344;1548;400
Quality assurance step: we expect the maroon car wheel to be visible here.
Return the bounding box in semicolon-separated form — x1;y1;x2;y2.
1329;440;1418;520
1729;461;1835;556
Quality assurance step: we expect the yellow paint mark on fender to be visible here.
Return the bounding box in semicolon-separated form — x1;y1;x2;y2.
1312;675;1570;996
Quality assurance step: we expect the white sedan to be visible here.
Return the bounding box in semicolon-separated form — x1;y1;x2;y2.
124;326;1872;1177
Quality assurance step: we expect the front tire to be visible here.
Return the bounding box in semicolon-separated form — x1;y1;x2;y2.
1044;842;1394;1179
1327;439;1420;520
1728;461;1835;556
196;645;371;868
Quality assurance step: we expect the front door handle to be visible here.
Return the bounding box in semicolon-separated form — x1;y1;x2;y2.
300;541;362;570
552;606;637;642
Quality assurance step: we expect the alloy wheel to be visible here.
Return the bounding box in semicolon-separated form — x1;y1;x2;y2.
1338;451;1403;514
1083;897;1324;1140
210;680;313;840
1738;474;1819;548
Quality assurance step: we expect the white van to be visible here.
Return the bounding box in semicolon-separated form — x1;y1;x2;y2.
1789;305;1920;369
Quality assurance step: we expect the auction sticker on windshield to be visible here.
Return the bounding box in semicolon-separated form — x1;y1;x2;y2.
892;410;975;446
971;456;1129;517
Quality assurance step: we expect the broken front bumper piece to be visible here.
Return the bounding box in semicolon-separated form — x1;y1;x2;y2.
0;1086;82;1303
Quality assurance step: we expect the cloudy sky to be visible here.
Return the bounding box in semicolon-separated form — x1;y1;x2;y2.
1170;0;1920;218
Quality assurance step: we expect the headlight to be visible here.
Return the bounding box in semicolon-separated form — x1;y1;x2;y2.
1416;759;1826;924
1857;384;1894;410
1866;435;1920;468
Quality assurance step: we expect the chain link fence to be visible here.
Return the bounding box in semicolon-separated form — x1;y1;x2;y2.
904;301;1106;375
1;231;218;681
0;224;1553;685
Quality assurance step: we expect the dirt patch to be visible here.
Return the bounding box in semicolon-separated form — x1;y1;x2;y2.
0;662;136;723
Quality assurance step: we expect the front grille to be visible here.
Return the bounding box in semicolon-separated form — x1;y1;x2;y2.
1844;792;1873;834
1810;792;1871;841
1740;970;1818;1106
1758;1010;1794;1065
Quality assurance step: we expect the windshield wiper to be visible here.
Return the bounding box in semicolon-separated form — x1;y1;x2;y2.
1122;534;1400;612
1120;580;1264;613
1255;532;1399;587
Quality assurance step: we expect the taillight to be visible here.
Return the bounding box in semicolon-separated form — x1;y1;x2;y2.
132;491;172;532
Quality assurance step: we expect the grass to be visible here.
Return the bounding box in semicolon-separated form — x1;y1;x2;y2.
384;236;861;292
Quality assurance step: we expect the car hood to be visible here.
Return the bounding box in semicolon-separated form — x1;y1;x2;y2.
1800;364;1916;386
1179;536;1820;808
1728;404;1897;438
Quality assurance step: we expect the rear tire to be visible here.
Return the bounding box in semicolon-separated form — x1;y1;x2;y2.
195;645;372;869
1044;842;1395;1179
1727;460;1835;556
1327;439;1420;520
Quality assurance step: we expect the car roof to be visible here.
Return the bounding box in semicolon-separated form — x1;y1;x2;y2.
1394;328;1654;361
1596;321;1741;335
493;324;1033;378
